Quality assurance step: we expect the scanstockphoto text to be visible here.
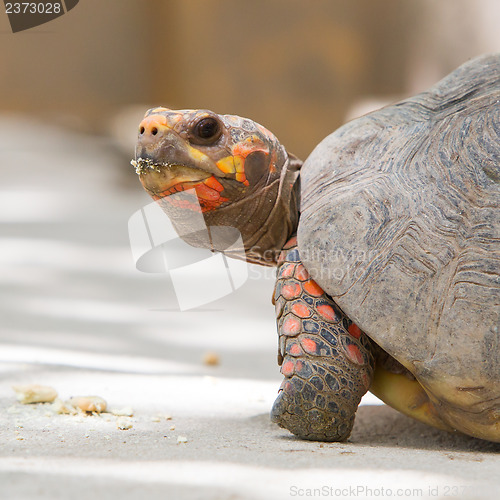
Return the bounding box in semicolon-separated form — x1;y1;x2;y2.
247;245;378;282
289;483;471;497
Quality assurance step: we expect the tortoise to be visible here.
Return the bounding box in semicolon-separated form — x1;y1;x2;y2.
132;54;500;442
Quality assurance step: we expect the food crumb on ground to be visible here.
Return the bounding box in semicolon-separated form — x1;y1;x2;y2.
12;384;58;404
202;351;220;366
116;417;133;430
51;398;77;415
110;407;134;417
69;396;107;414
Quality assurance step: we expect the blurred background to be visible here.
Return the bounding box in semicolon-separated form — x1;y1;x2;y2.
1;0;500;159
1;2;500;498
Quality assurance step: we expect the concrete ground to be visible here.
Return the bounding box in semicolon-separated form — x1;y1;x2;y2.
0;116;499;500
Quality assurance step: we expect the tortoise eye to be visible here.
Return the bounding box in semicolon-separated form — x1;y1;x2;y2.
192;117;221;143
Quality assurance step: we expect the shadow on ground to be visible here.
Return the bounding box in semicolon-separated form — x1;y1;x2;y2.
251;405;500;453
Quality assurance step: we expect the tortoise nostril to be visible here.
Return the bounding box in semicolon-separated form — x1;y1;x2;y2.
151;127;158;136
139;126;145;135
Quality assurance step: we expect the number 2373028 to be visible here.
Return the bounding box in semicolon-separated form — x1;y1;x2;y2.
5;2;62;14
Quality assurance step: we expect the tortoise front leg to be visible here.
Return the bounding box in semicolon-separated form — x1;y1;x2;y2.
271;238;375;441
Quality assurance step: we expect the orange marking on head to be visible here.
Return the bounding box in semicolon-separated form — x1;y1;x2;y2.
303;279;324;297
204;176;224;192
216;156;235;174
281;283;301;300
141;114;168;128
235;172;247;184
282;316;301;336
317;304;338;323
234;156;245;173
348;323;362;339
346;344;364;365
292;302;311;318
294;264;310;281
233;136;269;158
157;186;180;197
281;360;295;377
152;176;228;212
301;338;317;354
289;343;302;356
194;183;222;201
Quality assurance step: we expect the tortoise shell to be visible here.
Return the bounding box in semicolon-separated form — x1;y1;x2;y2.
298;54;499;418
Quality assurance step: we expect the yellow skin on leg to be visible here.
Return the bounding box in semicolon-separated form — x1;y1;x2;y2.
370;365;454;432
371;363;500;441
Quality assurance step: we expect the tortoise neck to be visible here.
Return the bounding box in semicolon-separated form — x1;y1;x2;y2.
238;152;301;266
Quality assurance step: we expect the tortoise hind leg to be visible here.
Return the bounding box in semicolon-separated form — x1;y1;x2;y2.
370;363;454;433
371;351;500;441
271;238;374;441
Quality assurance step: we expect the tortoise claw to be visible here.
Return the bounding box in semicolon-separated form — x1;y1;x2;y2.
271;378;353;442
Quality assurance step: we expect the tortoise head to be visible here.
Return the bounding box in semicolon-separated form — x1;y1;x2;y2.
133;107;301;265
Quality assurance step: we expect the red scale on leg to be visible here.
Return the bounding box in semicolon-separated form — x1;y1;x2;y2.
348;323;362;339
303;279;324;297
291;302;311;318
301;337;318;355
288;342;302;356
282;315;301;336
283;236;298;250
279;379;293;392
317;304;339;323
294;263;310;281
278;263;296;279
281;282;302;300
281;359;295;377
345;344;365;365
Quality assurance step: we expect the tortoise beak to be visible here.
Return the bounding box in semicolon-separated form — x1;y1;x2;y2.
134;113;214;197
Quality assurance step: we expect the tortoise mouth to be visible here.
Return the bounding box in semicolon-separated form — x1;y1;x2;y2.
131;156;189;175
132;157;211;198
